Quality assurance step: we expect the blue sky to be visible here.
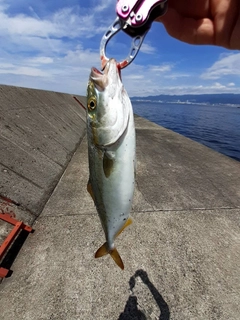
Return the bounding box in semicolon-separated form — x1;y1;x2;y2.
1;0;240;97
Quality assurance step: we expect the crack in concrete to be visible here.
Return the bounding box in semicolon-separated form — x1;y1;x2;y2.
35;206;239;220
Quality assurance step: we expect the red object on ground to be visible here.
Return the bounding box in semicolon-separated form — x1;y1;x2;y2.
0;212;34;278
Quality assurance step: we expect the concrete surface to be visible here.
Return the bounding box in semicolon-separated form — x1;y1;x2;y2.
0;85;86;219
0;111;240;319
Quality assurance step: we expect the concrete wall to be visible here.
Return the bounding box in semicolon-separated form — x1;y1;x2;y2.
0;85;87;222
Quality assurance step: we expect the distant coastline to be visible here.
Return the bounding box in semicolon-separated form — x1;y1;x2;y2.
131;93;240;107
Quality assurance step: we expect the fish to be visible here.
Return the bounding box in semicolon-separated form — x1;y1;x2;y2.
86;58;136;270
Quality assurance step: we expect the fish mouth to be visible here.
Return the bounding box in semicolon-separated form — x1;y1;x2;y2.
90;67;106;91
90;59;119;91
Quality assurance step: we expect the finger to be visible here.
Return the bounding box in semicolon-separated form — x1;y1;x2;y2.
211;0;240;49
167;0;209;18
157;8;215;46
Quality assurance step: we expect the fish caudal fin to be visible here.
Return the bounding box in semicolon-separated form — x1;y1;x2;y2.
95;242;124;270
94;218;132;270
95;242;108;258
110;248;124;270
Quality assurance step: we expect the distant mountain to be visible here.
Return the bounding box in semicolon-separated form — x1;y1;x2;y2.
131;93;240;105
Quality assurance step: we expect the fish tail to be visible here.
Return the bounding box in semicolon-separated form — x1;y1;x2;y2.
95;242;124;270
95;242;108;258
110;248;124;270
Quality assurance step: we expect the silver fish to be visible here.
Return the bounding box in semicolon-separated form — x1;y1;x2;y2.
86;59;136;270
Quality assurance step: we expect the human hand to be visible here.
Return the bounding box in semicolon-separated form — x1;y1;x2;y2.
156;0;240;50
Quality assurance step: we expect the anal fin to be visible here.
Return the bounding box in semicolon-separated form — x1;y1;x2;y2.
116;217;133;237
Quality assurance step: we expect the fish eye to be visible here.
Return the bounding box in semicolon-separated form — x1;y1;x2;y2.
88;98;96;111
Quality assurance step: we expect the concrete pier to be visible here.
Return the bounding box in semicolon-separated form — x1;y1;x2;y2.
0;85;86;218
0;86;239;319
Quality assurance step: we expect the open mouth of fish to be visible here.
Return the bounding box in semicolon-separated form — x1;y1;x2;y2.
90;59;121;91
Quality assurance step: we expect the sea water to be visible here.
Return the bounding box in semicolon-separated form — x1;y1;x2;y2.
132;101;240;162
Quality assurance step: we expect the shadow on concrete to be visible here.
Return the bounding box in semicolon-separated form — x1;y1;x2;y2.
0;229;30;278
119;269;170;320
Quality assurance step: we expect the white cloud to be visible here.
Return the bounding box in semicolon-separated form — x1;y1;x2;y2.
0;48;100;94
150;64;173;72
125;75;145;80
120;62;240;96
201;53;240;79
164;73;190;80
0;1;111;94
127;83;240;96
94;0;114;12
212;82;225;89
0;1;239;97
0;66;50;77
140;43;156;54
0;7;106;39
27;57;54;65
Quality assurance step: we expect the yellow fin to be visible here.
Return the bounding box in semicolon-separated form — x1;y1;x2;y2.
116;217;133;237
95;242;108;258
87;180;95;202
95;243;124;270
110;248;124;270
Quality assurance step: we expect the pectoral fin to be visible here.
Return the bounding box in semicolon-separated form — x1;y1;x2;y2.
87;180;95;202
103;152;114;178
